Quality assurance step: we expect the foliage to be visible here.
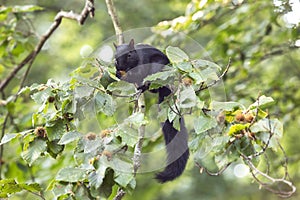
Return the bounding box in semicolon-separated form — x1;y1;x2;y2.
0;0;299;200
0;43;293;198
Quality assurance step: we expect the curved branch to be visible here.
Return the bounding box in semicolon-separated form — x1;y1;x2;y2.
0;0;95;92
241;153;296;198
105;0;124;44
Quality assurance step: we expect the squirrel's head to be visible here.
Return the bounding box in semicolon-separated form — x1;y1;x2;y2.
114;39;139;79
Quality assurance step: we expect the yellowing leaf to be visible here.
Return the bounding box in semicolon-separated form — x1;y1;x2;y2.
227;123;250;136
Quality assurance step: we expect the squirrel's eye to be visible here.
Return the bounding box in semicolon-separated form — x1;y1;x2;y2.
127;53;131;58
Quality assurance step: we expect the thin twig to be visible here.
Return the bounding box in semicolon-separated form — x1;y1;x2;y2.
195;162;231;176
113;188;126;200
249;92;261;127
248;115;273;159
248;45;298;62
167;100;180;116
0;0;95;92
105;0;124;45
277;140;289;180
0;114;9;179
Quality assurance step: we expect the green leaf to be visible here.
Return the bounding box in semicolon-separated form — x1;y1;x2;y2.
61;99;72;113
193;136;217;167
114;172;134;188
227;123;250;136
194;115;218;134
178;86;197;108
88;164;107;188
188;71;204;84
95;92;116;116
189;68;219;84
124;113;146;127
0;7;12;21
210;101;244;111
18;86;30;95
0;179;21;198
46;120;66;141
12;5;44;13
254;108;268;119
115;125;139;147
145;70;176;90
188;60;222;84
19;183;42;192
107;81;136;96
52;182;73;198
58;131;82;145
71;60;100;80
23;134;36;150
0;130;32;145
47;140;65;158
192;59;222;70
0;179;16;185
172;115;181;131
176;62;193;72
144;68;175;82
200;67;219;81
31;87;52;104
214;150;239;169
212;135;230;151
83;137;103;154
168;104;178;122
0;133;18;145
0;179;42;198
166;46;189;63
56;167;88;182
248;95;274;109
21;138;47;166
250;118;283;138
6;101;15;115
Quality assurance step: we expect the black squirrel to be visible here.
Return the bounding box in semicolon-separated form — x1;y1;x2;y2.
114;39;189;183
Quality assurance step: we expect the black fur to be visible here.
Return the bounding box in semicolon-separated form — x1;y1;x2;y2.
155;118;189;183
114;39;189;183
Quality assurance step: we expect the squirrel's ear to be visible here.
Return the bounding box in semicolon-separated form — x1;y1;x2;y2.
113;42;117;49
129;39;135;49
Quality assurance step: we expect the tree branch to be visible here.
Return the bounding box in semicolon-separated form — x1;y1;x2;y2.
0;114;9;179
113;188;126;200
248;45;299;63
133;94;146;175
0;0;95;92
240;116;296;198
241;153;296;198
195;162;231;176
105;0;124;44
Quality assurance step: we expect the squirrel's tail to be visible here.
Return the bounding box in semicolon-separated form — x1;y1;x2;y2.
155;118;189;183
